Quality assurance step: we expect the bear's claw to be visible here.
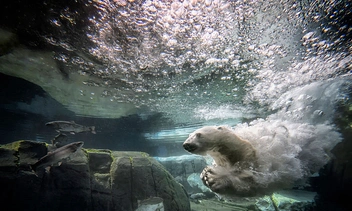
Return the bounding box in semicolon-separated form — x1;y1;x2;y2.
200;166;208;186
200;165;257;196
201;165;235;194
200;166;217;188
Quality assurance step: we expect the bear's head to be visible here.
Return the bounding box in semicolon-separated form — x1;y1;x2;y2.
183;126;231;155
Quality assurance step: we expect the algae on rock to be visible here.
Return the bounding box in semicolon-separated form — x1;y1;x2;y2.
0;140;190;211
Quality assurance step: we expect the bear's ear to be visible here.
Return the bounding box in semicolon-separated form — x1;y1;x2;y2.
217;126;223;130
196;133;202;138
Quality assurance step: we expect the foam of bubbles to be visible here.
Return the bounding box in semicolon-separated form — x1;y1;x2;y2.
193;104;256;121
63;0;285;118
34;0;349;123
245;53;352;106
235;119;341;189
231;77;350;191
270;77;350;124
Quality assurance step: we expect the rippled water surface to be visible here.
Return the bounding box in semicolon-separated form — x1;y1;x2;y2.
0;0;351;149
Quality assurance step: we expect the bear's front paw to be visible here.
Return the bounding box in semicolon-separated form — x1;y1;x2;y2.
200;166;232;194
200;166;257;196
200;166;212;186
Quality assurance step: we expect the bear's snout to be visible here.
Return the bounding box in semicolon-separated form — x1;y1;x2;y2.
183;142;197;152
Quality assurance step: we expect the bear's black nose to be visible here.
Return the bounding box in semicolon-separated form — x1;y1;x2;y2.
183;143;197;152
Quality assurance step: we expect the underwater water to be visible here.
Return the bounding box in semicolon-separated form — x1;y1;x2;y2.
0;0;351;210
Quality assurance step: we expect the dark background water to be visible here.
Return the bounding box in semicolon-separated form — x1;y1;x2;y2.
0;73;185;156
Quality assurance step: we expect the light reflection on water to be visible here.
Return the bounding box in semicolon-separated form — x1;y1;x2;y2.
144;125;202;143
0;0;351;155
53;0;351;123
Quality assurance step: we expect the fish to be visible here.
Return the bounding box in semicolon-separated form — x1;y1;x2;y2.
51;133;68;147
136;197;164;211
45;121;96;134
31;141;84;172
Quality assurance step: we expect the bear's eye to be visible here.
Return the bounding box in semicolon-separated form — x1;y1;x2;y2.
217;126;223;130
196;133;201;138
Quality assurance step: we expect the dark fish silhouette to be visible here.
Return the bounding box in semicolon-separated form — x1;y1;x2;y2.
51;133;68;147
46;121;96;134
31;141;84;172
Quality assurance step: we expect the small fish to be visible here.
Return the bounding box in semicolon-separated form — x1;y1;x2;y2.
137;197;164;211
31;141;84;172
46;121;96;134
51;133;68;147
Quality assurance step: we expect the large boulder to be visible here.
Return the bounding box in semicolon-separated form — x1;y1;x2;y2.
155;155;317;211
155;155;210;194
0;140;190;211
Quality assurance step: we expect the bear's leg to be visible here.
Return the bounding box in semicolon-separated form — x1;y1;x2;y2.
201;166;256;196
201;166;235;194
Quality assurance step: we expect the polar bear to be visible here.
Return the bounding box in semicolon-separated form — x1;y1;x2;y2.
183;125;258;196
183;121;341;197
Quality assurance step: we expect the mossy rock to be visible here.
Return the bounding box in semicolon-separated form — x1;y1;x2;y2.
0;140;190;211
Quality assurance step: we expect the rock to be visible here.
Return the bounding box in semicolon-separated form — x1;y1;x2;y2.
0;140;190;211
187;173;210;193
190;197;258;211
154;154;318;210
0;140;47;173
155;155;207;176
271;190;316;211
155;155;208;194
189;193;207;200
188;190;317;211
255;195;277;211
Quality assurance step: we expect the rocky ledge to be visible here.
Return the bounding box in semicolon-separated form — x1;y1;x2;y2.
0;140;190;211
